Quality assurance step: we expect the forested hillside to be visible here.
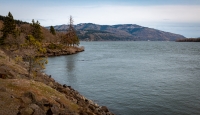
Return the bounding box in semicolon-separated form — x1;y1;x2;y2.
0;12;83;77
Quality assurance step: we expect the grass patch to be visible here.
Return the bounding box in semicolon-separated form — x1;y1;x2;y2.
0;78;80;113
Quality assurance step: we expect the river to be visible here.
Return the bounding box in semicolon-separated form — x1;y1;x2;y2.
44;41;200;115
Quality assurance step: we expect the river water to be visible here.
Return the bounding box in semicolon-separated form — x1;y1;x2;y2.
44;41;200;115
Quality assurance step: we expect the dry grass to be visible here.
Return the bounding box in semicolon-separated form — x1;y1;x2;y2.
0;49;28;76
0;49;80;113
0;78;80;112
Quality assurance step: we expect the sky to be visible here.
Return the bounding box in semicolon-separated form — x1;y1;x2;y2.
0;0;200;38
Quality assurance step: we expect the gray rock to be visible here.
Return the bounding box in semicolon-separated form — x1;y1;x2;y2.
24;91;36;103
50;104;60;114
29;104;45;115
101;106;109;112
89;104;95;111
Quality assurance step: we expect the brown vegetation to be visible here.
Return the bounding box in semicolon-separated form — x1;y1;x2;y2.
0;13;114;115
0;47;113;115
0;12;84;78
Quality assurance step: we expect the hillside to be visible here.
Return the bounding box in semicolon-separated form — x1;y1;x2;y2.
0;18;84;57
0;13;115;115
47;23;186;41
0;49;114;115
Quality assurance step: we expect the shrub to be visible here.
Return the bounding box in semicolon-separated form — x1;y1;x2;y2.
47;43;62;49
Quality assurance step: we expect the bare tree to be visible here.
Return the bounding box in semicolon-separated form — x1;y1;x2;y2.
63;16;79;46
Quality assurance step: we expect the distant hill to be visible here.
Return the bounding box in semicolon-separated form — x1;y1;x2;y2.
46;23;186;41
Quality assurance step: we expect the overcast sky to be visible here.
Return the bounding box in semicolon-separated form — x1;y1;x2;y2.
0;0;200;37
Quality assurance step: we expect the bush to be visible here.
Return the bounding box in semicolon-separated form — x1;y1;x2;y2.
47;43;62;49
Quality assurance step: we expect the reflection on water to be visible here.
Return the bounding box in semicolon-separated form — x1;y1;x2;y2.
65;54;78;83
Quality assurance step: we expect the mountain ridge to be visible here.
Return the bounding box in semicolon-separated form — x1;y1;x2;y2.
46;23;185;41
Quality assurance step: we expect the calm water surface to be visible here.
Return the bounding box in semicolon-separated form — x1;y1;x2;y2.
45;41;200;115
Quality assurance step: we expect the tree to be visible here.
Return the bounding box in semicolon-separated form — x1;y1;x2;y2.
0;12;23;61
30;19;44;42
22;35;47;77
50;26;56;35
3;31;25;61
64;16;80;46
0;12;16;45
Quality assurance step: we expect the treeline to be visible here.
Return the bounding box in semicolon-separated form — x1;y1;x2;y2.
0;12;80;47
0;12;80;77
176;38;200;42
0;12;48;77
0;15;29;25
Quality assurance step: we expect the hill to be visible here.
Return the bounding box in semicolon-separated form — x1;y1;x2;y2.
47;23;186;41
0;13;114;115
0;49;113;115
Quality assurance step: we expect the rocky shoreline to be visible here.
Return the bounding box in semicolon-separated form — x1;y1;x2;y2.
45;47;84;56
0;49;114;115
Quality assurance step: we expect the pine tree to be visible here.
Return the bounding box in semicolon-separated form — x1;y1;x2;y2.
64;16;79;46
0;12;16;45
50;26;56;35
30;19;44;42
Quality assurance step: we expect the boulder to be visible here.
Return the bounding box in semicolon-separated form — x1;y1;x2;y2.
29;104;45;115
24;92;37;103
19;107;34;115
50;104;60;114
101;106;109;112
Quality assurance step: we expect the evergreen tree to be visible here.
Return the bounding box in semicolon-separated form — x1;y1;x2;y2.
0;12;16;45
50;26;56;35
64;16;80;46
0;15;6;21
30;19;44;42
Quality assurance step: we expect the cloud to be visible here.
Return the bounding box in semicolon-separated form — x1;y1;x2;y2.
1;4;200;26
1;3;200;37
40;5;200;26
